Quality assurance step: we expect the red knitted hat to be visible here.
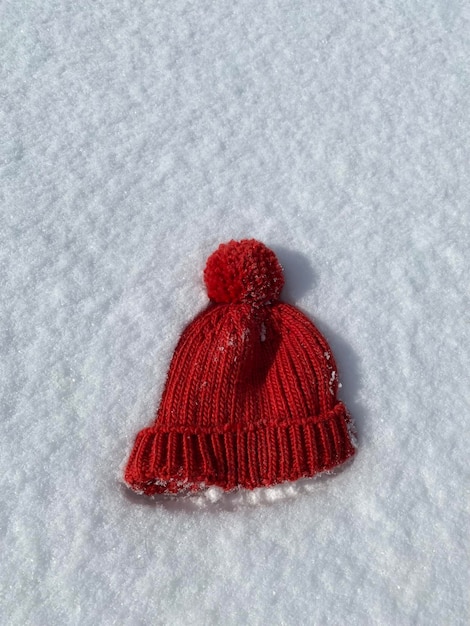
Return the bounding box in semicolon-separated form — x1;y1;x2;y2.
124;239;356;495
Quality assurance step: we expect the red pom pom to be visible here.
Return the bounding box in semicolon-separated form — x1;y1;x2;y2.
204;239;284;305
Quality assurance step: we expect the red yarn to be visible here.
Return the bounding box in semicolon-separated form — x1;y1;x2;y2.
204;239;284;305
124;240;356;495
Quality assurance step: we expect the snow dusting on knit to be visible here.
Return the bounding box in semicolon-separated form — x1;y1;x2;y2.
260;322;266;342
2;1;469;625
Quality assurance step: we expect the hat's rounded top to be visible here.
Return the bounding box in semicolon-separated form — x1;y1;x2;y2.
204;239;284;305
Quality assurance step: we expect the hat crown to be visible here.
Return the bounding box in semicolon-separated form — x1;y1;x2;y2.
156;303;338;431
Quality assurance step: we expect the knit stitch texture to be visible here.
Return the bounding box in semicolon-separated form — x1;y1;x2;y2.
124;240;356;495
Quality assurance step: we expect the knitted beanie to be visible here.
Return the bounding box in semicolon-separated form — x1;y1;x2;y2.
124;239;356;495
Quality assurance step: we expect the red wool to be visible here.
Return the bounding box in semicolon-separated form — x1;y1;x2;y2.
124;239;356;496
204;239;284;305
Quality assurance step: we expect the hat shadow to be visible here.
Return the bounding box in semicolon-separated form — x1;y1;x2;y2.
271;244;316;302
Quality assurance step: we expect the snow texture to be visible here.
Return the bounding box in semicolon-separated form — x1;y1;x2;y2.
1;1;470;624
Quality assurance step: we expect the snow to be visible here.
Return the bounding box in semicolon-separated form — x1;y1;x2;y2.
260;322;266;342
2;1;470;624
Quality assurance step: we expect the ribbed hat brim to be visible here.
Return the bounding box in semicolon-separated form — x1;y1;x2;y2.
124;402;356;495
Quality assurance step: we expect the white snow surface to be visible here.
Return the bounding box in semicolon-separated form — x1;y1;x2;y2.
2;1;470;624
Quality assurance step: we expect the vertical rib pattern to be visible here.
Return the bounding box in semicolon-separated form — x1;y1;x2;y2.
124;302;356;495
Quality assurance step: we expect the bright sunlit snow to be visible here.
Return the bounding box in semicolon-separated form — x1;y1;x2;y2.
2;1;469;625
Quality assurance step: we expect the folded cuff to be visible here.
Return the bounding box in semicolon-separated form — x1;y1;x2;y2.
124;402;356;495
